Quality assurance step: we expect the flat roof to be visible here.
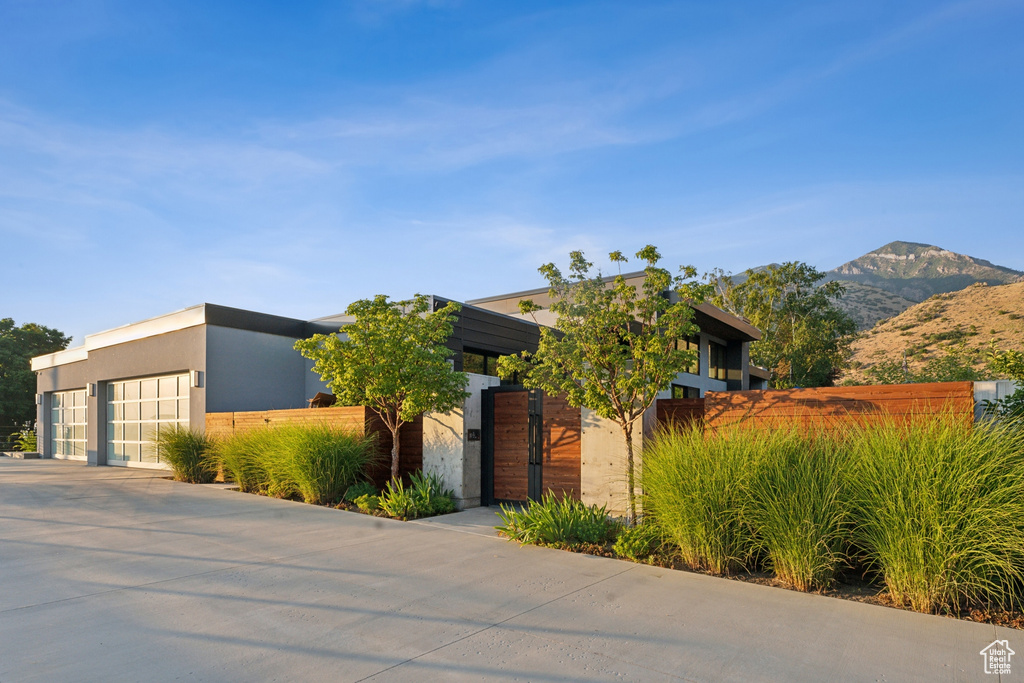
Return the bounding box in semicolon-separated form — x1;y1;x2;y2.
31;303;323;371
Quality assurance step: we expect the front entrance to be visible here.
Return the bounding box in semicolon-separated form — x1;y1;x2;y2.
481;387;581;505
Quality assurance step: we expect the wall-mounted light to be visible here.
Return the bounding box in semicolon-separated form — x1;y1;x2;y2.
190;370;204;388
36;394;42;405
87;383;96;397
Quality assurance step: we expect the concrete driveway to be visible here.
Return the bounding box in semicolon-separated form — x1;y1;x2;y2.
0;459;1015;682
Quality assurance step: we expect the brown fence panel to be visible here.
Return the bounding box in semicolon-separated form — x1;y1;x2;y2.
655;398;706;431
204;412;235;440
542;393;581;501
492;391;530;502
703;381;975;431
203;406;423;486
365;414;423;488
204;406;368;438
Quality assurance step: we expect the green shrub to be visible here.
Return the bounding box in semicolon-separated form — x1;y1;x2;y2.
641;425;755;574
354;493;379;512
153;426;216;484
344;481;379;502
613;521;664;562
379;478;416;519
496;493;617;547
13;422;37;452
213;429;275;493
278;425;375;505
378;470;457;519
846;415;1024;614
745;427;849;591
408;470;457;516
213;424;375;504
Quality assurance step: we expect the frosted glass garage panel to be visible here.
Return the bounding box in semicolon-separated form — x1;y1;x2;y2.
106;373;189;465
50;389;87;459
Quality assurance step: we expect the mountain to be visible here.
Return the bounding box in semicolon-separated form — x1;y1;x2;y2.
842;281;1024;385
832;281;916;331
827;241;1024;303
722;241;1022;330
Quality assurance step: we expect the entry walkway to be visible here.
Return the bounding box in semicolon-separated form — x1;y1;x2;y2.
0;459;1013;682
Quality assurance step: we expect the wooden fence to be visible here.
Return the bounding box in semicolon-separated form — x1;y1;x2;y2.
205;406;423;486
655;398;706;430
656;381;976;432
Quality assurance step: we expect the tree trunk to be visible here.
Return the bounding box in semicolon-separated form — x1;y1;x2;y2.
389;423;401;483
623;422;636;526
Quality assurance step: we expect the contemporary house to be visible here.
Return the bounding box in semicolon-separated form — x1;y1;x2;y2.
31;299;541;468
468;271;770;397
31;280;765;504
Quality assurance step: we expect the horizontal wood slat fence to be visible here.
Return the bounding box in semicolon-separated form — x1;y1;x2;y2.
205;406;423;487
655;399;706;430
657;382;975;432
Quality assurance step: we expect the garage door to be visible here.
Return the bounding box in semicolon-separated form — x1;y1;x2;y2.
51;389;87;460
107;374;189;466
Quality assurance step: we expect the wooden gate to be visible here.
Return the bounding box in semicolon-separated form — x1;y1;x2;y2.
481;388;581;505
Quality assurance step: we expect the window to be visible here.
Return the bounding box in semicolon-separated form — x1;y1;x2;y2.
675;335;701;375
671;385;700;399
463;349;518;385
708;341;727;381
107;374;189;464
51;389;87;458
462;350;501;377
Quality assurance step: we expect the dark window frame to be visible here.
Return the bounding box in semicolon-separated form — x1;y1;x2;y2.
708;341;727;381
671;384;700;399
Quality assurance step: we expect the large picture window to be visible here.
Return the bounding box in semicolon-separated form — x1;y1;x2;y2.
51;389;87;459
675;335;701;375
709;341;728;381
107;374;189;465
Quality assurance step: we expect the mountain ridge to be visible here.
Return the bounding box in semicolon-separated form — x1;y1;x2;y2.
825;240;1024;304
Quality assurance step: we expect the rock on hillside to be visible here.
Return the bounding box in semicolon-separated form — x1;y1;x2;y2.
828;241;1024;303
843;281;1024;385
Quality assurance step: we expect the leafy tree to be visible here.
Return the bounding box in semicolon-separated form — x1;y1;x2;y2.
987;341;1024;381
295;295;469;482
984;341;1024;422
497;246;709;524
710;263;856;388
0;319;70;435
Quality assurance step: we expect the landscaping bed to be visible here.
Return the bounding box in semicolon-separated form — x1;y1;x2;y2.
156;423;457;522
497;414;1024;630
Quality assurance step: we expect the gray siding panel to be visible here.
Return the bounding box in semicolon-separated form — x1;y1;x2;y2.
205;326;308;412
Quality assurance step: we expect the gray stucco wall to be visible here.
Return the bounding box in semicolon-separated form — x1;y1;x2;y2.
35;326;207;465
304;359;331;400
205;326;310;412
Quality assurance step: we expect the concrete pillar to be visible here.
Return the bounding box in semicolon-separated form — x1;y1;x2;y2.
581;407;650;518
422;373;500;509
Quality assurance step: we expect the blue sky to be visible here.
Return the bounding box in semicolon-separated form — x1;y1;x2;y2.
2;0;1022;343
